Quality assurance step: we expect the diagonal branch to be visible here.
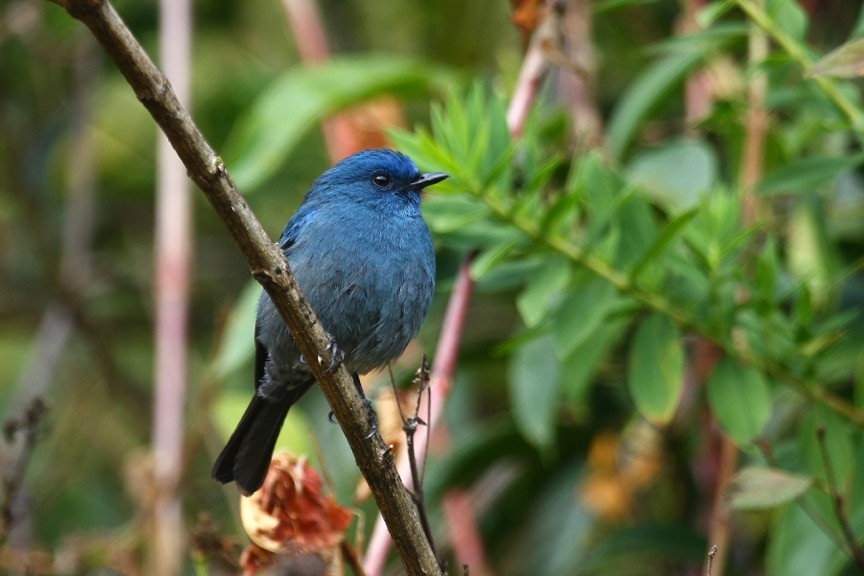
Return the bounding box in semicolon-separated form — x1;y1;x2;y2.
48;1;442;574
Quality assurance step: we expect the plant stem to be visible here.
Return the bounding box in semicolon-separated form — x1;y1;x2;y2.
733;0;864;134
50;1;443;573
150;0;192;574
474;188;864;428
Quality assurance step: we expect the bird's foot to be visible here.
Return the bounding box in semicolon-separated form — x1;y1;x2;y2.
327;399;378;439
347;372;378;439
298;335;344;372
321;337;345;372
363;398;379;440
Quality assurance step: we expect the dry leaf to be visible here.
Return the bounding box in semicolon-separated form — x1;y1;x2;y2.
240;452;353;555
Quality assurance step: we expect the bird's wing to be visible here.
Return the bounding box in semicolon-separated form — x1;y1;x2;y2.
278;206;317;252
254;323;267;392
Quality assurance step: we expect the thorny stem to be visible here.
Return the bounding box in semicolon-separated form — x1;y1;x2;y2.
815;427;864;567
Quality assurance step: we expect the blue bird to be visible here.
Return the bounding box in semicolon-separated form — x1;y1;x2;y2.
212;149;447;495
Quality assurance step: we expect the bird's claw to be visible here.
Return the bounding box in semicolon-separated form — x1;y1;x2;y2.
363;398;379;440
298;336;345;372
322;337;345;372
328;402;376;439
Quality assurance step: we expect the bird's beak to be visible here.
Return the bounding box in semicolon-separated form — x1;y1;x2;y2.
408;172;449;191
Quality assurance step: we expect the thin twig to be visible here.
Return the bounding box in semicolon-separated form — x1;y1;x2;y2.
48;1;442;574
815;426;864;567
340;540;367;576
402;358;439;568
364;255;477;574
705;544;717;576
705;432;737;576
0;397;49;548
364;4;552;570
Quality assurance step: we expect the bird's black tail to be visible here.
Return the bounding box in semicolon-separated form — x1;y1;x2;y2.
211;385;310;495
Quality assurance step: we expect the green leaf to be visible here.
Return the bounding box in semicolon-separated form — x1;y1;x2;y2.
224;57;453;191
627;138;718;213
552;273;618;358
798;405;856;488
697;0;737;27
726;467;813;510
649;23;747;55
607;53;707;161
767;502;841;576
470;238;522;279
630;207;699;281
608;192;659;269
211;280;260;378
754;237;781;308
508;335;561;449
561;317;631;407
516;256;572;327
707;358;773;445
474;256;545;293
810;38;864;78
788;198;841;310
422;195;490;233
767;0;809;42
757;153;864;196
627;314;685;424
540;191;580;237
593;0;659;13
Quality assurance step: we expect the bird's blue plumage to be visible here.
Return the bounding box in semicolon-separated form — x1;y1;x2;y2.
213;149;446;494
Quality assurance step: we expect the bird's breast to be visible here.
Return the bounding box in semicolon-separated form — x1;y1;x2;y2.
285;208;434;373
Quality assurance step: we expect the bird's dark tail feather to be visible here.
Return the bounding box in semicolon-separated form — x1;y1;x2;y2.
212;390;302;496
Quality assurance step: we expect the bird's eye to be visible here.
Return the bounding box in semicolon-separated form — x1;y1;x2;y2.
372;174;390;188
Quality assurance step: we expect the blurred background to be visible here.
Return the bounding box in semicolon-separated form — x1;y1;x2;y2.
2;0;864;575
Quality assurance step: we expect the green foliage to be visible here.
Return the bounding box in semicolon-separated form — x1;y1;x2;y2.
392;61;864;571
225;57;455;191
628;314;685;425
508;335;561;450
707;358;773;445
727;467;813;510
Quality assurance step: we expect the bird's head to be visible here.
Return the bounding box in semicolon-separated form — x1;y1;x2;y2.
310;149;448;209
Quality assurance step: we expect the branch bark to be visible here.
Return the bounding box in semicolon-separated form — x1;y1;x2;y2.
49;1;442;574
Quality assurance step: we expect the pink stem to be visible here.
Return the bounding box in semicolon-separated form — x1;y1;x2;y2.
151;0;192;574
507;30;550;138
281;0;364;160
363;256;475;574
364;32;551;572
442;490;490;576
